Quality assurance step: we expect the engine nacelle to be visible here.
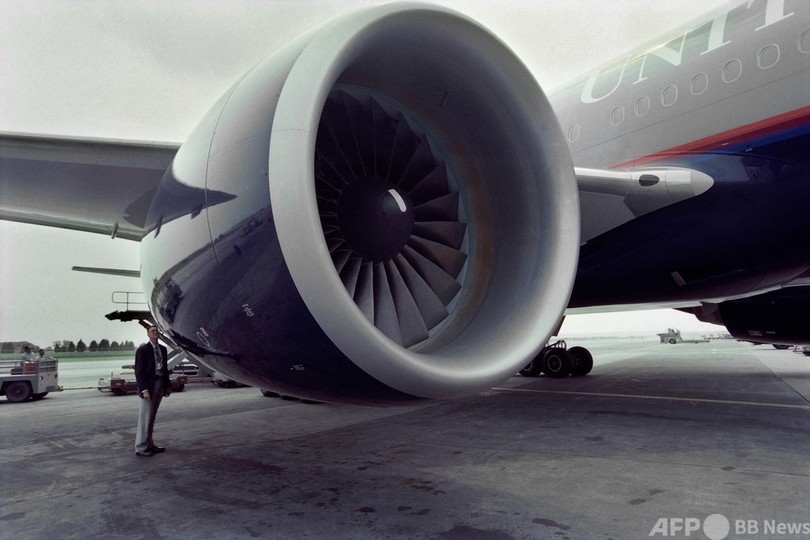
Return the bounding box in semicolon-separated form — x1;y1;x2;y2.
140;3;579;403
688;286;810;345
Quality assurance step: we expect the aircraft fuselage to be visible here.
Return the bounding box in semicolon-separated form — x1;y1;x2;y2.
554;0;810;310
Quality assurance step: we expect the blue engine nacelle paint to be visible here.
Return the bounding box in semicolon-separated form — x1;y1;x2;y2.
139;4;580;403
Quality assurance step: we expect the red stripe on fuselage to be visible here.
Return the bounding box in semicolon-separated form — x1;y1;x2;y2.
613;105;810;169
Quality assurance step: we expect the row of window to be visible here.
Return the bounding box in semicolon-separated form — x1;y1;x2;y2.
568;30;810;142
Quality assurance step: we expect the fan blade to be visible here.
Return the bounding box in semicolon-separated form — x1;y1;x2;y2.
386;114;419;183
372;263;403;344
331;249;352;274
411;221;467;250
321;223;341;236
392;254;449;331
401;245;462;305
370;100;397;181
383;260;430;347
314;175;341;203
406;164;449;206
314;152;348;192
407;236;467;278
318;99;359;182
414;192;460;222
340;256;363;298
353;261;375;321
326;237;345;252
397;136;435;194
339;92;372;177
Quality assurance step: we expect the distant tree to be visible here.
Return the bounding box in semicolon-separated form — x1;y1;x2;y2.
76;340;86;353
89;340;98;352
1;342;14;354
111;341;120;350
99;339;110;351
123;341;135;350
68;341;76;353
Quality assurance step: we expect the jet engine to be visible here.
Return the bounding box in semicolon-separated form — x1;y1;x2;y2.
140;4;579;404
686;286;810;345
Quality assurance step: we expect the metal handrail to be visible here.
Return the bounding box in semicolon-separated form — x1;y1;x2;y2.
111;291;147;310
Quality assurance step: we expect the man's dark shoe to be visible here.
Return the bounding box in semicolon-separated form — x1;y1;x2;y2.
148;445;166;454
135;450;153;457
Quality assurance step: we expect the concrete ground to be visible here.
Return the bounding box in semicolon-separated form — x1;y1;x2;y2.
1;338;808;539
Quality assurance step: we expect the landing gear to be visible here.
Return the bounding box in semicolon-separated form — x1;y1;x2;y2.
541;347;572;378
519;340;592;378
518;357;543;377
568;346;593;376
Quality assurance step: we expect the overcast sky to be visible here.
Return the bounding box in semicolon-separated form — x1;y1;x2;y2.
0;0;730;349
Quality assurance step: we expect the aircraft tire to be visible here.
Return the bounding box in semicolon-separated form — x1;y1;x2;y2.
541;348;572;378
6;381;32;402
569;346;593;376
519;355;543;377
174;384;185;392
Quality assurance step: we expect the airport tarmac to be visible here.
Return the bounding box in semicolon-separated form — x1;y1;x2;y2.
1;337;808;539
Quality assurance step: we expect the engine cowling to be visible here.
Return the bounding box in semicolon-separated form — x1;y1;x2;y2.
687;286;810;345
140;3;579;403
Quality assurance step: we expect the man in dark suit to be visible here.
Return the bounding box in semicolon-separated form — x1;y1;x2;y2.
134;325;172;457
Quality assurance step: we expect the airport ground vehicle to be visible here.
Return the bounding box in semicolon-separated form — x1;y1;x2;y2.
171;360;203;376
0;359;60;402
98;365;188;396
658;329;709;344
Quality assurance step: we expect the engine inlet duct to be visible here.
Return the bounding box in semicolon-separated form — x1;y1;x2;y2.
315;91;466;347
141;3;580;403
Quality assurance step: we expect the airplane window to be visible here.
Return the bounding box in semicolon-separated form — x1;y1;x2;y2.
610;106;625;126
800;29;810;54
634;96;650;116
722;59;742;83
661;84;678;107
757;44;780;69
690;73;708;95
567;124;580;143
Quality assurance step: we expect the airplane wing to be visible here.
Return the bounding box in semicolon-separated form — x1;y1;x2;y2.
0;133;179;241
1;132;712;245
